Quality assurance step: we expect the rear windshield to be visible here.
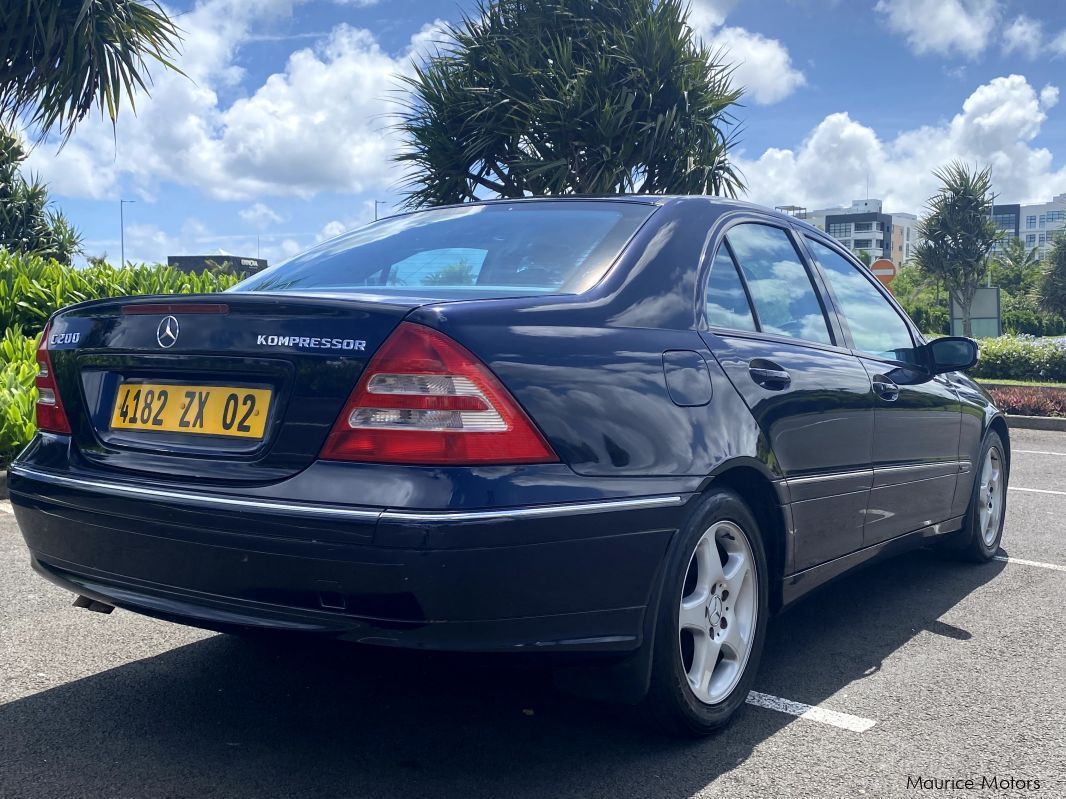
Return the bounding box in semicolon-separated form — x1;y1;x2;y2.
233;201;656;299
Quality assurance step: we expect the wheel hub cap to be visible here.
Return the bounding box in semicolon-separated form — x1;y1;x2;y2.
678;520;758;705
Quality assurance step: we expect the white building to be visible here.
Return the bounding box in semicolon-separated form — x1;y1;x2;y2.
1019;193;1066;260
795;199;920;264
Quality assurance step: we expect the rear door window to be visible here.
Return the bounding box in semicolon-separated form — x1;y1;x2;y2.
724;224;832;345
704;249;756;331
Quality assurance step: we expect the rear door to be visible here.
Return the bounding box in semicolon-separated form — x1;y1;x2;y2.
800;235;962;545
699;220;876;572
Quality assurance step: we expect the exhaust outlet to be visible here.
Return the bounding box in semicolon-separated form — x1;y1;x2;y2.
72;595;115;614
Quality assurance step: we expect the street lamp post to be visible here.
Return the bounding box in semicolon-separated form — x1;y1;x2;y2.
374;200;388;221
120;200;135;266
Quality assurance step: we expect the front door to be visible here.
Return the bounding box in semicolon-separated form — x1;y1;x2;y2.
800;236;962;545
699;221;876;572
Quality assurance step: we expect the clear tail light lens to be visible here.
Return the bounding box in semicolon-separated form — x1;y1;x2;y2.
320;322;557;465
35;323;72;434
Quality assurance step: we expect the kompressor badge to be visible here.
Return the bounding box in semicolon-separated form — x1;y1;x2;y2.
256;334;366;351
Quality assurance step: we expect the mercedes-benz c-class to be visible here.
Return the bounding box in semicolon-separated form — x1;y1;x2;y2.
11;197;1009;734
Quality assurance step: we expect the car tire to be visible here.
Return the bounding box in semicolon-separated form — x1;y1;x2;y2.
645;487;769;736
941;430;1009;563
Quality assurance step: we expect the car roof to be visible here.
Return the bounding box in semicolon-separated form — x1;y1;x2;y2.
377;194;805;227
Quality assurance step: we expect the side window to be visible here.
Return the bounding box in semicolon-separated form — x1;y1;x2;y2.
704;249;757;331
725;224;832;345
804;238;917;363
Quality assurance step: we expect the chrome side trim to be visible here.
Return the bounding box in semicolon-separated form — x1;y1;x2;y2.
787;468;873;487
379;495;687;523
10;465;687;524
9;465;382;522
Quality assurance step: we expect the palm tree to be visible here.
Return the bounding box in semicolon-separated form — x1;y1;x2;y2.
1039;236;1066;319
0;127;81;263
990;236;1041;295
396;0;744;207
0;1;183;141
913;162;1002;337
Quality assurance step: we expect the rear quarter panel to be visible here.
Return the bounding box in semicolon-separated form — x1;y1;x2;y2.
404;200;771;480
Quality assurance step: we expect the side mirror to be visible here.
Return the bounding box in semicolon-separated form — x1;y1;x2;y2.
927;336;978;374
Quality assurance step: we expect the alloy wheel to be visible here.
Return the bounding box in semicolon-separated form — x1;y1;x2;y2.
978;446;1005;548
678;520;758;705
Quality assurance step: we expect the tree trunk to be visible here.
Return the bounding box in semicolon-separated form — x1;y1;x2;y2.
952;287;977;338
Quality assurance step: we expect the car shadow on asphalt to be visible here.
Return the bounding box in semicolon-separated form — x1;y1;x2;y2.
0;549;1005;799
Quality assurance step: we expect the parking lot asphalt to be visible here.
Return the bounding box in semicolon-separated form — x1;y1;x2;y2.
1;428;1063;799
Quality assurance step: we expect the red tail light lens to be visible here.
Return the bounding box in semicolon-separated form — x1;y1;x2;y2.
320;322;557;465
35;323;71;434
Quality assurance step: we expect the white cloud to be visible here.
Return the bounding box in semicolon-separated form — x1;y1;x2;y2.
999;14;1066;59
687;0;734;31
709;26;807;104
238;202;284;228
333;0;380;6
25;0;432;202
737;74;1066;213
875;0;1000;58
687;1;805;105
1052;30;1066;57
1002;15;1042;59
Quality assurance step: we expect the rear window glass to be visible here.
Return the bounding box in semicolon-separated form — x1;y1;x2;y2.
234;201;656;298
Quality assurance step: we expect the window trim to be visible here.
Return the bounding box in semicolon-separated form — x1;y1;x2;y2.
797;232;924;369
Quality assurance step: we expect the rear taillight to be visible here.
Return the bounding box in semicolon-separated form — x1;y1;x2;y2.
35;323;71;434
320;322;557;465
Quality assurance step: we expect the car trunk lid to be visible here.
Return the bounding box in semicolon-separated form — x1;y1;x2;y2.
46;293;420;484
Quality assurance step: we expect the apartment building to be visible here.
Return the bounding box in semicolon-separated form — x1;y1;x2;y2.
795;199;919;264
1018;194;1066;259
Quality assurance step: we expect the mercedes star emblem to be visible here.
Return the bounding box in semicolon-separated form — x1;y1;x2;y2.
156;315;180;348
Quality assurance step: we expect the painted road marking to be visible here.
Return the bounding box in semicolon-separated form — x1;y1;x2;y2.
994;556;1066;572
745;691;877;732
1009;487;1066;496
0;501;12;515
1014;449;1066;456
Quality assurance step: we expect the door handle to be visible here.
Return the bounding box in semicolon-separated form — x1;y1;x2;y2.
748;360;791;389
872;376;899;401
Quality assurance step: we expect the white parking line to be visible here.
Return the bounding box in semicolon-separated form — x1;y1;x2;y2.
0;500;12;515
745;691;877;732
1009;486;1066;496
994;556;1066;572
1014;449;1066;456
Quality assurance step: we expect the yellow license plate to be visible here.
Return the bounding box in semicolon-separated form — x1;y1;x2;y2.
110;383;272;439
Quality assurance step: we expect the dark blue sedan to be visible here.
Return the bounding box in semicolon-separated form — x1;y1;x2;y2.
11;197;1009;734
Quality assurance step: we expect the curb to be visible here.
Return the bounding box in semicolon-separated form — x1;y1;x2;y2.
1006;414;1066;432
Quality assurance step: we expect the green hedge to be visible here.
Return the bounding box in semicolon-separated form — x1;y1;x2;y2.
0;328;37;464
0;249;241;336
972;335;1066;383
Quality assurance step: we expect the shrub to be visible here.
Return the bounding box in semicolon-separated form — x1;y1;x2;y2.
971;335;1066;383
0;328;37;464
0;357;36;464
987;386;1066;418
0;249;242;335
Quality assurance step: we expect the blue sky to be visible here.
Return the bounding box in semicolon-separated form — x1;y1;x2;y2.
25;0;1066;266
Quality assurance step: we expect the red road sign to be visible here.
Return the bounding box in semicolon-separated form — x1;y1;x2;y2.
870;258;897;286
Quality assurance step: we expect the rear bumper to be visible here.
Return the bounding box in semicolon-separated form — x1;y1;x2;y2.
10;464;687;653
